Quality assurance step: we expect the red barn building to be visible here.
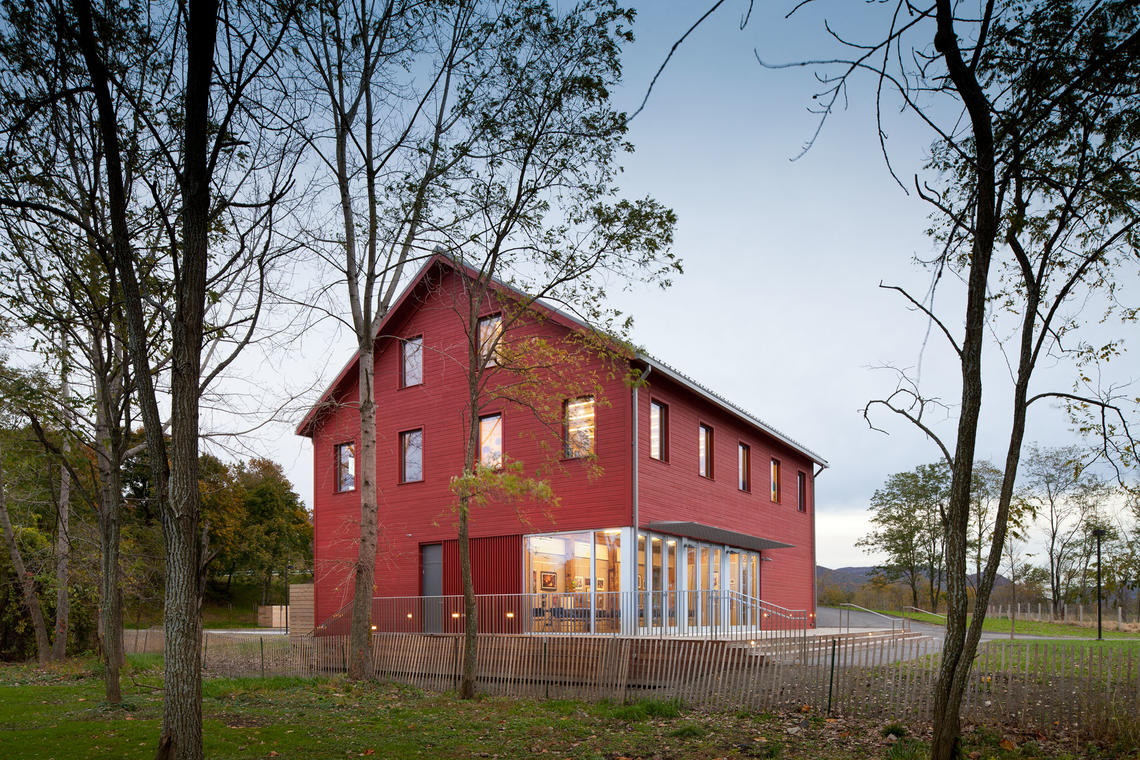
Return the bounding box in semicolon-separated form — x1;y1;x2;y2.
298;256;826;635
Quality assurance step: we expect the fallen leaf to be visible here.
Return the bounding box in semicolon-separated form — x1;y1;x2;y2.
999;739;1016;751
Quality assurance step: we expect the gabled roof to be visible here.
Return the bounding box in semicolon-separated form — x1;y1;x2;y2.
295;254;828;468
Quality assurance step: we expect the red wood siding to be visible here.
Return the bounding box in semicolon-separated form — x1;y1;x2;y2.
306;259;819;628
309;267;632;625
637;373;817;619
440;535;522;595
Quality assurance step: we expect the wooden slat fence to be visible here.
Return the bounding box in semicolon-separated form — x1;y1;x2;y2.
123;630;1139;743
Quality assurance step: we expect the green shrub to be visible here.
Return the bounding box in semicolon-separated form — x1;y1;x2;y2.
669;722;705;739
882;721;908;738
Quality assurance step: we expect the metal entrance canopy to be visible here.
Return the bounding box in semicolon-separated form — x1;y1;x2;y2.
641;521;794;553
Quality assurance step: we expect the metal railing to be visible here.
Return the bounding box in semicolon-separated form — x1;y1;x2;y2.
837;603;910;635
903;605;945;620
315;589;811;642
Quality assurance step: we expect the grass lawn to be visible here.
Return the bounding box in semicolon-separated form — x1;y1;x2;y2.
874;610;1140;640
0;656;1131;760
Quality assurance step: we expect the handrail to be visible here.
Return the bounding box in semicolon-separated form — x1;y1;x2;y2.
903;605;946;620
316;589;812;641
837;603;910;634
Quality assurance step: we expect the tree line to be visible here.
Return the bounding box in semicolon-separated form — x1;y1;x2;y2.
855;446;1139;618
0;403;311;663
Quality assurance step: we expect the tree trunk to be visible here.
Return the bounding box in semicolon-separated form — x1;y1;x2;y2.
52;440;70;661
0;441;53;665
929;1;998;756
458;493;477;698
347;346;378;679
95;398;123;703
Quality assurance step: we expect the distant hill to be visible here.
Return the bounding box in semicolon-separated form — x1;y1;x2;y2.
815;566;878;591
816;565;1010;592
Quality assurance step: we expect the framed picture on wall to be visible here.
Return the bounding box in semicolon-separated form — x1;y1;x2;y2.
596;578;605;591
540;571;557;591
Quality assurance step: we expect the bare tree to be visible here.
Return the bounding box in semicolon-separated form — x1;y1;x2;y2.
292;0;477;678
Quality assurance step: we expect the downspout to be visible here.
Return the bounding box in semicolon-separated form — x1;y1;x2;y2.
632;365;652;589
811;463;827;627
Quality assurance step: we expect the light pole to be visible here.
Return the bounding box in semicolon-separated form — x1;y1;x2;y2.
1092;527;1105;641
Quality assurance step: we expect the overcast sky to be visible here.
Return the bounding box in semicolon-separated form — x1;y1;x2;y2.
227;1;1137;571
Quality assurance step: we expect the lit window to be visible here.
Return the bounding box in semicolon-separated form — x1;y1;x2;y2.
400;429;423;483
477;314;502;367
401;336;423;387
771;459;781;502
738;443;751;492
649;400;667;461
698;424;713;478
335;443;355;492
564;397;596;458
797;471;807;512
479;413;502;468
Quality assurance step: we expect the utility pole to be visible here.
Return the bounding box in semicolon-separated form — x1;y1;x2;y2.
1092;527;1105;641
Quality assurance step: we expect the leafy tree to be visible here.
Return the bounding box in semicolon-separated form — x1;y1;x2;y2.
857;463;949;610
412;0;677;698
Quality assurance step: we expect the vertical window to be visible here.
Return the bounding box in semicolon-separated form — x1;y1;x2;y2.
334;442;355;492
401;336;423;387
738;443;751;492
770;458;781;502
698;424;713;478
649;400;668;461
563;396;596;458
479;413;502;468
797;471;807;512
400;429;423;483
477;314;503;366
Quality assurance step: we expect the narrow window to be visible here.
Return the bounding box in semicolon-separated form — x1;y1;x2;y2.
564;396;596;458
400;429;423;483
770;459;781;502
649;400;667;461
797;471;807;512
738;443;751;492
479;413;502;468
334;443;355;492
401;336;423;387
477;314;503;367
698;424;713;478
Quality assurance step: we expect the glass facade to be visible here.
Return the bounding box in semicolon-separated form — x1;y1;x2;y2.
523;529;622;633
521;526;770;634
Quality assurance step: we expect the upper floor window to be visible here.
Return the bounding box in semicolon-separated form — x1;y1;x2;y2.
738;443;751;492
335;442;355;492
698;424;713;479
797;471;807;512
477;314;503;367
400;429;423;483
401;335;423;387
770;459;781;503
564;396;596;458
479;413;502;468
649;399;668;461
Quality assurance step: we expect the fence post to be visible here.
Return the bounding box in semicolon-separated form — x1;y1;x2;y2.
543;637;550;700
260;637;265;679
827;638;837;716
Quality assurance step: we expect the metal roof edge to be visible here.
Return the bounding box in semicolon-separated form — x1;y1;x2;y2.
635;353;829;468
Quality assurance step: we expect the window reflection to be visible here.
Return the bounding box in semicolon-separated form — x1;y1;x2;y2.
479;414;502;467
